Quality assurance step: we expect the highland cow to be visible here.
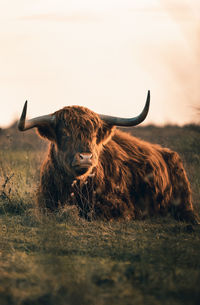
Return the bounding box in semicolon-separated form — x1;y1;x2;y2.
18;91;198;223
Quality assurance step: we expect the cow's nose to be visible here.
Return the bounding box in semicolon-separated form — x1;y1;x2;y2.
79;153;93;161
72;152;93;167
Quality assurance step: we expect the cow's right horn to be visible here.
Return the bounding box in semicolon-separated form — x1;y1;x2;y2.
18;101;55;131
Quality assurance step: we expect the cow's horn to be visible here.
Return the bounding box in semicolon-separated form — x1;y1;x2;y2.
18;101;55;131
99;90;150;126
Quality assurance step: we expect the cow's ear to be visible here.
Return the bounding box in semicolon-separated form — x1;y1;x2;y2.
36;126;56;142
97;123;115;145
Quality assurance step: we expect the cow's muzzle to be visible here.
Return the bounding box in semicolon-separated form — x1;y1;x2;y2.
72;153;93;175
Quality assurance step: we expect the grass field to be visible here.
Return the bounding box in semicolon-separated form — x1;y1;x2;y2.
0;124;200;305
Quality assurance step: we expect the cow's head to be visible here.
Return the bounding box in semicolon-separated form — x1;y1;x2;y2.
18;91;150;179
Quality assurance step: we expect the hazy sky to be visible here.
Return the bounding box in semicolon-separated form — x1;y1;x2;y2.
0;0;199;127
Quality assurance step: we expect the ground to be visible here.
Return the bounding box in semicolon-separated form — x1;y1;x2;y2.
0;123;200;305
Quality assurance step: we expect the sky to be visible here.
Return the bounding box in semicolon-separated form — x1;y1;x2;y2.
0;0;200;127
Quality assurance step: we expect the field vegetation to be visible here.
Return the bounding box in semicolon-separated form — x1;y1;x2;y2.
0;123;200;305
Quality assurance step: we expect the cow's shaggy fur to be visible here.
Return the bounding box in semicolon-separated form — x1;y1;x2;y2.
36;106;198;223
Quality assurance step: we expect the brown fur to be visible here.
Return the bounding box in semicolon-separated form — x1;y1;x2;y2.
36;106;198;223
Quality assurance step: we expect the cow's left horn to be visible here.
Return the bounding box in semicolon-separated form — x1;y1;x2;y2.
18;101;55;131
99;90;150;126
